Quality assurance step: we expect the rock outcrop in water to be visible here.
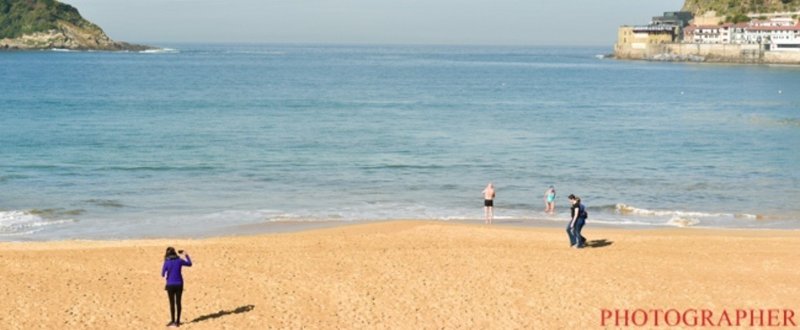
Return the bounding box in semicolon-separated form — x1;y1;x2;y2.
0;0;152;51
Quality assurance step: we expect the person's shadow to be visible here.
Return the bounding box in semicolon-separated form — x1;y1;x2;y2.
584;239;613;248
190;305;255;324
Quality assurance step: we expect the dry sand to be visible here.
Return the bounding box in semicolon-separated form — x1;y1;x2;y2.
1;221;799;329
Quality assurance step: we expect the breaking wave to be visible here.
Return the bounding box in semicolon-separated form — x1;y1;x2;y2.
139;48;179;54
0;210;77;236
602;204;764;227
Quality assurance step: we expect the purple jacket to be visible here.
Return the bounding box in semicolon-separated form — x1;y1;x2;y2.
162;255;192;286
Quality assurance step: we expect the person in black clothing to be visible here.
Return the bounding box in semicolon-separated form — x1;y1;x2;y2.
567;194;587;248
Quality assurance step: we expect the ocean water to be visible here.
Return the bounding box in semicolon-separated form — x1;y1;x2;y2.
1;44;799;240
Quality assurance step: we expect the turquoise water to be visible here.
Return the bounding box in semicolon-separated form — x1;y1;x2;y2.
1;44;799;239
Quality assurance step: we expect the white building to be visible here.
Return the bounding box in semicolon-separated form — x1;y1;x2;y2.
684;18;800;51
745;20;800;51
727;23;749;44
684;25;727;43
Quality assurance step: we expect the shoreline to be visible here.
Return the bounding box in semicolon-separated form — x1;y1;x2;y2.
613;42;800;66
2;220;798;328
3;218;799;248
4;216;799;243
613;55;800;66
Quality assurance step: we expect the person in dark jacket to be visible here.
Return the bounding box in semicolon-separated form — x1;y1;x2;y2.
567;194;587;248
162;247;192;327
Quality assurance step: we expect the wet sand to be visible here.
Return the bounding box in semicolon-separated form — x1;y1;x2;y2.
1;221;799;328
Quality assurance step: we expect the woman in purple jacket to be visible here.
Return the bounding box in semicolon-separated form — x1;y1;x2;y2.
162;247;192;327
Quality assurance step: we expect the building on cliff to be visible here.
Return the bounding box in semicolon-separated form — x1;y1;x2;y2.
681;18;800;51
615;26;676;55
683;23;749;44
652;11;694;30
614;11;693;58
746;19;800;51
615;11;800;64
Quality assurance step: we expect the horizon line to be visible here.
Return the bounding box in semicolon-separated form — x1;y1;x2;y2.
129;41;613;49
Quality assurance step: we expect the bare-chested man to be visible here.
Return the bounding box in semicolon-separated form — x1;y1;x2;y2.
482;182;496;224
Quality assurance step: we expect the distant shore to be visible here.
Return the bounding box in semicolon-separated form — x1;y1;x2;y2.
2;221;798;328
614;42;800;65
0;43;158;52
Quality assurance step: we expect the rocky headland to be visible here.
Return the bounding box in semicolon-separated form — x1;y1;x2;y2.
613;0;800;65
0;0;153;51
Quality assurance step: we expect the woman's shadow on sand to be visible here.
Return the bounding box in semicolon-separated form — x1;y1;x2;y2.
191;305;255;324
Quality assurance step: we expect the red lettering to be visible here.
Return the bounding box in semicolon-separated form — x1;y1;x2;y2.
651;309;662;327
785;309;797;327
768;309;779;326
615;309;630;327
701;309;713;326
683;309;698;327
665;309;681;326
601;309;612;326
631;309;648;326
596;308;799;327
736;309;747;326
751;309;765;327
717;309;733;327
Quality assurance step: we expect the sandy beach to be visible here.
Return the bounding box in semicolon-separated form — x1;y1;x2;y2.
2;221;799;329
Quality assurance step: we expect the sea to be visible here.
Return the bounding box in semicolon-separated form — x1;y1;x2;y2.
1;44;799;240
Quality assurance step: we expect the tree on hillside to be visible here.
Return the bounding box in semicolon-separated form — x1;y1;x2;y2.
683;0;800;16
0;0;96;39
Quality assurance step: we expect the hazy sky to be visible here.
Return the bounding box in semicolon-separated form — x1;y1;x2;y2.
65;0;684;46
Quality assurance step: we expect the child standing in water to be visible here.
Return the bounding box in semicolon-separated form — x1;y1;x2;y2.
482;182;496;224
544;185;556;214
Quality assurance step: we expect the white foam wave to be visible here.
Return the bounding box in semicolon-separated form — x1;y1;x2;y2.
0;210;75;236
224;50;286;55
614;204;757;219
139;48;179;54
195;209;287;222
587;218;655;226
666;216;701;227
440;216;470;221
610;204;778;227
190;209;350;224
50;48;71;52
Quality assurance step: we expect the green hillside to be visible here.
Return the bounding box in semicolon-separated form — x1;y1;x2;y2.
0;0;100;39
682;0;800;17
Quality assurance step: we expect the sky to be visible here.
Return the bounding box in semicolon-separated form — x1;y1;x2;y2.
64;0;685;46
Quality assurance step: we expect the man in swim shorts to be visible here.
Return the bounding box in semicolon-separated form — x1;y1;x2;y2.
483;182;495;224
